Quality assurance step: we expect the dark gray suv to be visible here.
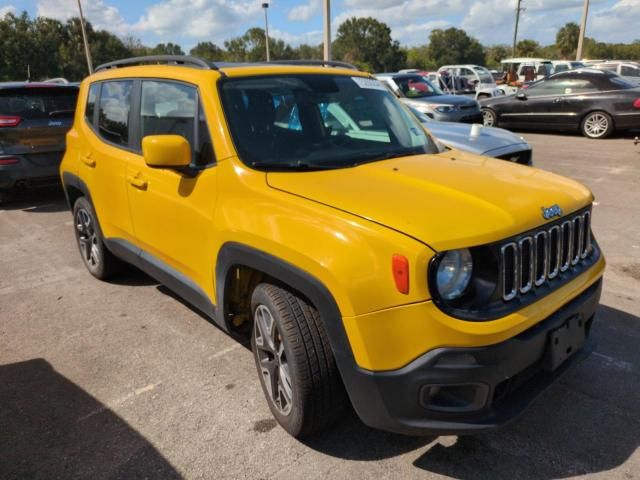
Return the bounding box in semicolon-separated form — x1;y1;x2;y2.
0;82;78;200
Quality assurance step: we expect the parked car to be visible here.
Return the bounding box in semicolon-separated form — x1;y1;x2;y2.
0;82;78;201
408;106;532;165
481;68;640;138
62;56;604;438
551;61;585;74
592;61;640;85
501;58;553;84
437;65;504;99
375;73;483;123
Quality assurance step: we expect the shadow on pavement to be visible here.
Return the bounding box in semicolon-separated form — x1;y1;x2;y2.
0;359;182;479
0;186;67;213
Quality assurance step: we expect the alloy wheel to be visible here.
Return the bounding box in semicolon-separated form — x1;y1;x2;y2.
254;304;293;415
75;208;100;269
584;113;609;138
482;109;495;127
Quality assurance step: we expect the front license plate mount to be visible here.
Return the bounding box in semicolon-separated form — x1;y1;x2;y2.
544;315;587;372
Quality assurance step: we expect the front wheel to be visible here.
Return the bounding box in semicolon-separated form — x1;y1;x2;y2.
251;283;347;437
581;111;613;139
482;108;497;127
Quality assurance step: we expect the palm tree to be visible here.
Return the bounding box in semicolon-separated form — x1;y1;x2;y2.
556;22;580;59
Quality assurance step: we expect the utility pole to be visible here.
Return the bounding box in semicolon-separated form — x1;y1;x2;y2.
262;3;270;62
77;0;93;74
576;0;590;61
323;0;331;61
512;0;524;57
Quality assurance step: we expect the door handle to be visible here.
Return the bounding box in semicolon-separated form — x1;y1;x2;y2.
81;154;95;167
127;175;148;190
553;97;564;103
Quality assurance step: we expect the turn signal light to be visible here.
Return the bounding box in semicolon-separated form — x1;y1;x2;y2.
392;254;410;294
0;115;21;127
633;98;640;109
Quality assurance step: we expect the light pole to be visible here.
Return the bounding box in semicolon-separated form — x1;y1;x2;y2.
262;3;270;62
77;0;93;74
323;0;331;61
511;0;524;57
576;0;590;61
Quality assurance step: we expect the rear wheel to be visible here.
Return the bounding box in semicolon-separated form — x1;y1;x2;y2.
482;108;497;127
73;197;123;279
581;111;613;139
251;283;347;437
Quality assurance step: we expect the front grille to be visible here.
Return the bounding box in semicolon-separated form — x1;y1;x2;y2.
500;211;592;302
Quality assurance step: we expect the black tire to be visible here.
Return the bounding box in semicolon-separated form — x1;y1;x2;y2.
251;283;347;437
581;111;614;139
481;107;497;127
72;197;123;279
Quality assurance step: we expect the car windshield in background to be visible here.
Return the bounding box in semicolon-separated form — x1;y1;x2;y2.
220;74;438;171
0;87;78;120
394;76;442;98
475;67;494;84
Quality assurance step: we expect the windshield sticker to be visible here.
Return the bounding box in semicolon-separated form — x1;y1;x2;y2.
351;77;387;91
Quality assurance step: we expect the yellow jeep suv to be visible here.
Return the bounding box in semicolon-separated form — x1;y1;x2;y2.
60;56;605;437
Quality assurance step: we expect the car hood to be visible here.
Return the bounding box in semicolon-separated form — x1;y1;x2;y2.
405;94;477;107
424;121;528;155
266;152;591;252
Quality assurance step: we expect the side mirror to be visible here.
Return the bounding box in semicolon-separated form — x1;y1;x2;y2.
142;135;191;168
516;92;528;100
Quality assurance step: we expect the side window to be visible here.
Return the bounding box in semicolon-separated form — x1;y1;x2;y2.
85;83;99;124
526;78;566;96
621;65;640;77
98;80;133;147
140;80;213;166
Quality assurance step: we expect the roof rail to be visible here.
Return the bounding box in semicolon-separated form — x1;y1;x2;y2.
268;59;359;70
95;55;213;72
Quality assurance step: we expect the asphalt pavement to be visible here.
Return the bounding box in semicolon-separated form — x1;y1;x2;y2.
1;131;639;479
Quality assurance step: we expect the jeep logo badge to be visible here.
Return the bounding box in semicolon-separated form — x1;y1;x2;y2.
542;204;563;220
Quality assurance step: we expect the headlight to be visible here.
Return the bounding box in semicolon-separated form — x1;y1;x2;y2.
433;105;455;113
435;249;473;300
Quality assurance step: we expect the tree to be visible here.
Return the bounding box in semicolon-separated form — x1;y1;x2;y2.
294;43;323;60
190;41;226;61
516;39;541;57
150;42;184;55
224;28;295;62
485;45;509;69
427;28;485;66
333;17;405;72
556;22;580;59
405;45;433;70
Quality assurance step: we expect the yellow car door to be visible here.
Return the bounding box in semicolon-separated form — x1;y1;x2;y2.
125;80;218;299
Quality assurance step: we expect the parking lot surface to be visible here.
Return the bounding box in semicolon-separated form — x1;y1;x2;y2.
1;132;640;479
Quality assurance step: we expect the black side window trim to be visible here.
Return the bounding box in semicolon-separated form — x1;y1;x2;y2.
85;82;101;130
135;77;216;168
92;78;137;154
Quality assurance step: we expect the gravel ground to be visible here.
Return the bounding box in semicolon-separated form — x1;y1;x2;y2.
1;131;639;479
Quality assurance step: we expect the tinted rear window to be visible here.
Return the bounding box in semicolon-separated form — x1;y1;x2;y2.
0;87;78;120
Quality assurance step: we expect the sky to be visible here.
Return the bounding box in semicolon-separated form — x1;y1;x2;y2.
2;0;639;51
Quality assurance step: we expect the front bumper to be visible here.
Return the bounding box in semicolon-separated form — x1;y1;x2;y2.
342;278;602;435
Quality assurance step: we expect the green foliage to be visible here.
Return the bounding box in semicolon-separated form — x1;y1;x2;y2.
150;42;184;55
405;45;434;70
556;22;580;59
427;28;485;66
484;45;510;69
189;41;226;61
333;17;406;72
224;27;295;62
516;39;541;57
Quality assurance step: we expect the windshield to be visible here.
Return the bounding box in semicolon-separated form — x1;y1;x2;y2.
0;87;78;119
394;76;441;98
220;74;439;171
475;67;495;84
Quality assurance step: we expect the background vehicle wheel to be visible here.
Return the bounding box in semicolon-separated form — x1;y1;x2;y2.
251;283;347;437
73;197;123;279
581;111;613;139
482;108;497;127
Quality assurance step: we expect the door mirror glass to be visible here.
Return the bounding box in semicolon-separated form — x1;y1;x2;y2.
142;135;191;168
516;92;527;100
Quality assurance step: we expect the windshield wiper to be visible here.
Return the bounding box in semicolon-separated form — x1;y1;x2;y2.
249;161;344;171
49;110;74;118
